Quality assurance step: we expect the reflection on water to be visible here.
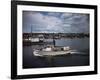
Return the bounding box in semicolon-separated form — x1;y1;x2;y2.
23;38;89;69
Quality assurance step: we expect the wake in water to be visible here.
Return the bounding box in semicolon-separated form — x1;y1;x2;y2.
70;50;89;56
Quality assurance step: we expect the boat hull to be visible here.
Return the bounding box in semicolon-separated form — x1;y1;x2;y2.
33;51;71;57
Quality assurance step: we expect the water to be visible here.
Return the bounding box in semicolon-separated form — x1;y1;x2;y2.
55;38;89;50
23;38;89;69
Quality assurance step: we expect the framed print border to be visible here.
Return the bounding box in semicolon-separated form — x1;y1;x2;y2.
11;0;97;79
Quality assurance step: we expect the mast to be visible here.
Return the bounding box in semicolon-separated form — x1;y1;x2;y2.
53;33;55;47
31;24;32;38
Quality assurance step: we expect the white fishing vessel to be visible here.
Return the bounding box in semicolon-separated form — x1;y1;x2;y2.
33;46;76;57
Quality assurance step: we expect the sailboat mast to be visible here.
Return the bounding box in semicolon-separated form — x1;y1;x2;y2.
53;33;55;47
31;25;32;38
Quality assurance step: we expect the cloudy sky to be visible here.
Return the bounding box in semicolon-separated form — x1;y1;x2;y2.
23;11;89;33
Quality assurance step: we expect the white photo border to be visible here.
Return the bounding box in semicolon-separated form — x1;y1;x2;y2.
17;5;95;75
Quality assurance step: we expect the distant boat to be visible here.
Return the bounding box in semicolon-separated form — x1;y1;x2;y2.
29;25;44;43
38;34;44;42
29;37;39;42
29;34;44;43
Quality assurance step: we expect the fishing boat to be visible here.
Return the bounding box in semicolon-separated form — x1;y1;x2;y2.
33;46;73;57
